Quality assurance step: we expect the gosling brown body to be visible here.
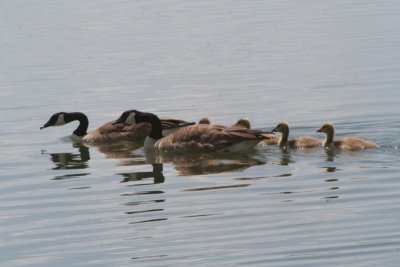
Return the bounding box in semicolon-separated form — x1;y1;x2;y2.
317;123;378;150
272;122;322;148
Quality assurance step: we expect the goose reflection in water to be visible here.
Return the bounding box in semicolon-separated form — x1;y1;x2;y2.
95;141;143;159
277;148;294;166
174;156;264;176
324;147;337;162
43;143;90;170
44;141;143;169
42;143;91;180
143;150;265;176
118;163;165;184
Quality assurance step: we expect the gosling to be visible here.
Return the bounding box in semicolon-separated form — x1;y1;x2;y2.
272;122;322;149
198;117;251;129
317;123;378;150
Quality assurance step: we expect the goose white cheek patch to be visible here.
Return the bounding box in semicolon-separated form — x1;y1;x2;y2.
54;114;66;126
126;113;136;125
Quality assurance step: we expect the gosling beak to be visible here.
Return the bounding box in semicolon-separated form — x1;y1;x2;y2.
317;128;322;133
272;127;277;133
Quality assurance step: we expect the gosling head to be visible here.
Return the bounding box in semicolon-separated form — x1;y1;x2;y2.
317;123;335;135
198;117;211;124
40;112;67;129
272;122;290;133
234;117;251;129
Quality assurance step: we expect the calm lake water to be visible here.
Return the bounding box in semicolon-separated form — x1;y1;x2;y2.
1;0;400;266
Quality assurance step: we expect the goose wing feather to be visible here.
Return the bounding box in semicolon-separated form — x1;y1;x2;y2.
159;117;195;129
155;124;265;153
84;122;151;143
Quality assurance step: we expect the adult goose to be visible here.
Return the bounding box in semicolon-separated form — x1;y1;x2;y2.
271;122;322;148
40;112;194;144
114;110;272;153
317;123;378;150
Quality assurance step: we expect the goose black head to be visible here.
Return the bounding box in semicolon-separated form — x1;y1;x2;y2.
113;110;141;125
40;112;67;129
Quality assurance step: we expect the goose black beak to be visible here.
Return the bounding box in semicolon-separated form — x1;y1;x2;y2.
272;127;277;133
40;122;51;130
112;118;124;125
316;128;322;133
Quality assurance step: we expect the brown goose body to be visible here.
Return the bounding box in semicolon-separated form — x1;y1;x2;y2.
114;110;271;153
41;112;194;144
158;117;195;136
272;122;322;149
82;121;150;144
317;123;378;150
155;124;266;153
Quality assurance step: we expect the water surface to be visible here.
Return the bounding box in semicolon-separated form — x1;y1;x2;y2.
1;0;400;266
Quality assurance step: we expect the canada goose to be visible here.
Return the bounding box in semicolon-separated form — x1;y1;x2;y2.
272;122;322;148
113;110;272;153
40;112;194;144
317;123;378;150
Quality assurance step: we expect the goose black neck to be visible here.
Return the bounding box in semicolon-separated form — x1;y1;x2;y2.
65;112;89;137
138;112;163;140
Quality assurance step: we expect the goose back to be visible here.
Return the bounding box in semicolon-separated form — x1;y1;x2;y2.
154;124;266;153
83;122;151;144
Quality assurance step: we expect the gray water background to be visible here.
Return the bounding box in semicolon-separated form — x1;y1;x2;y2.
1;1;400;266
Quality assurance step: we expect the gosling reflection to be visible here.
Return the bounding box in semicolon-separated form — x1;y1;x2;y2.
323;167;339;173
44;143;90;170
118;163;165;184
277;148;294;166
324;148;337;162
